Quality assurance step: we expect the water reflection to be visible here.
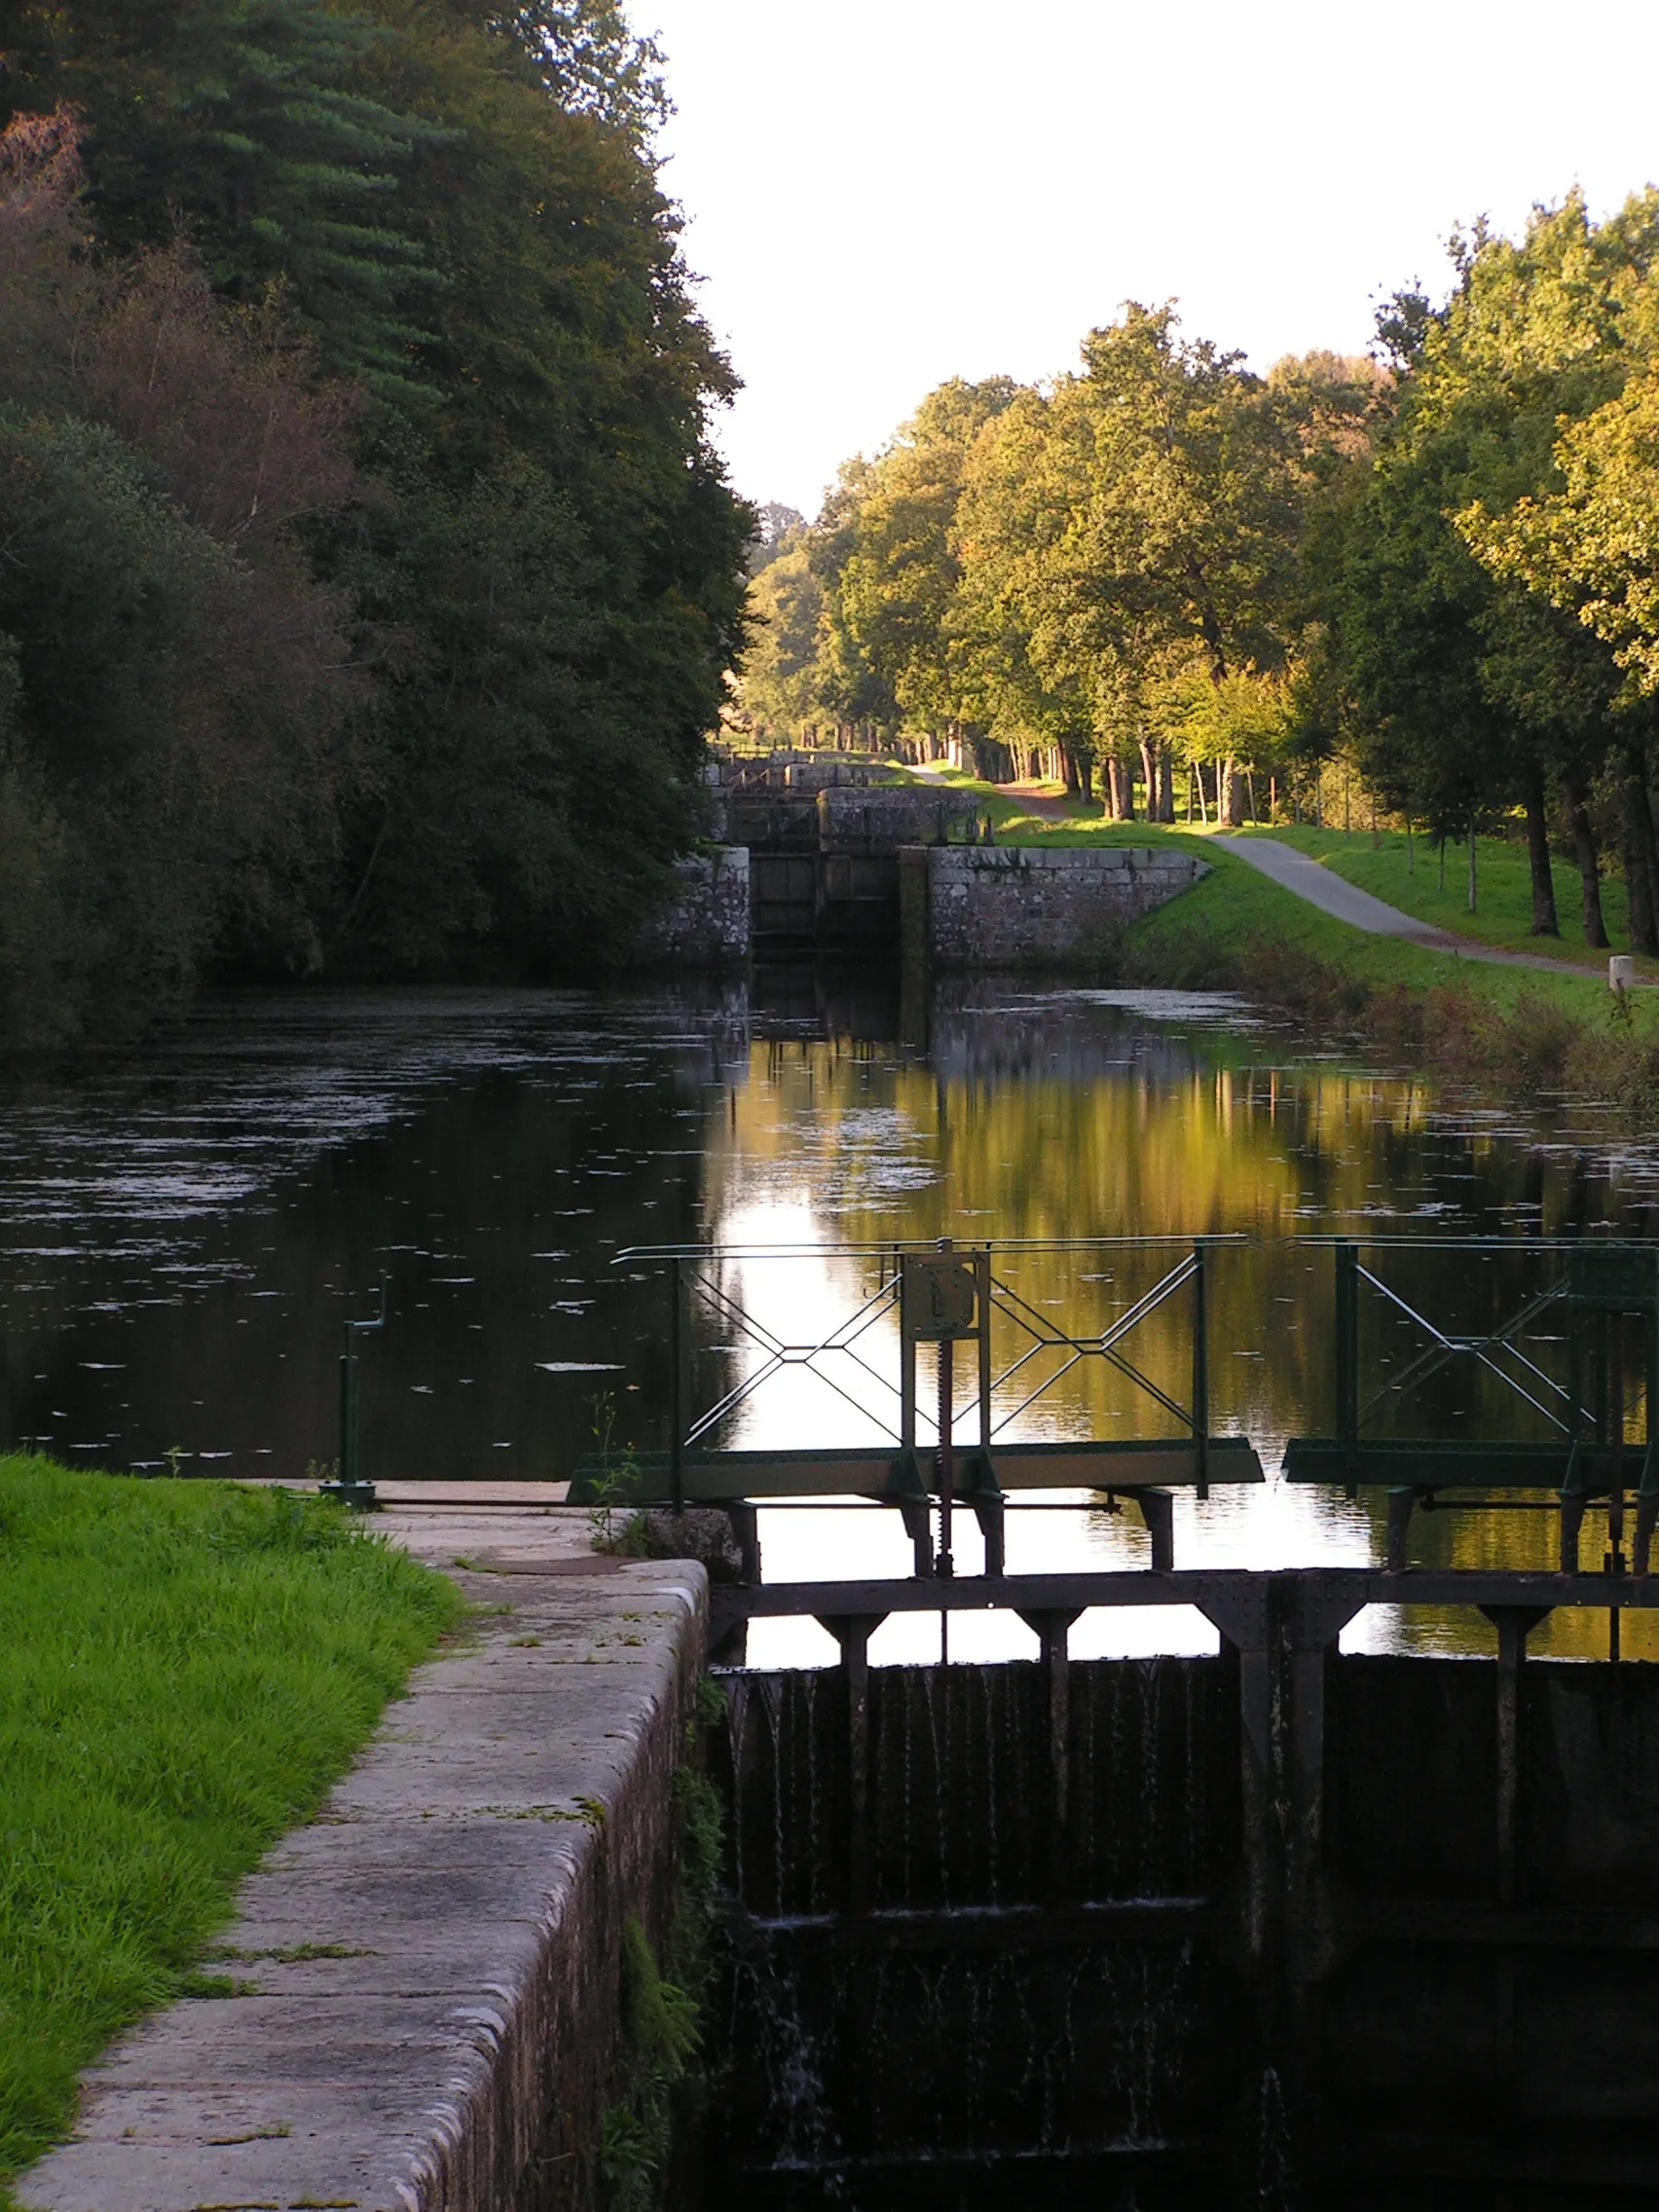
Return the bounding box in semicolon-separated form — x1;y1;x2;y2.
1;974;1655;1663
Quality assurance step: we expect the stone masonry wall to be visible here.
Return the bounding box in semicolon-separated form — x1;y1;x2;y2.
817;788;981;849
901;844;1208;968
635;845;749;967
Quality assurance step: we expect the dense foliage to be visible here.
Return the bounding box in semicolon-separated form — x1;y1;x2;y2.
0;5;750;1045
737;195;1659;944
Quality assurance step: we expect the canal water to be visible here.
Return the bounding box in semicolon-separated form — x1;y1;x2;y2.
3;968;1656;1663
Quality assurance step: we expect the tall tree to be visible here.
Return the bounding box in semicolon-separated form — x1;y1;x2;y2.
957;306;1308;816
1320;197;1659;940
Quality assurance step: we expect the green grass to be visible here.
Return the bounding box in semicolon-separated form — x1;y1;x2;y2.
894;766;1659;1084
1241;823;1654;975
0;1462;461;2194
902;768;1641;1007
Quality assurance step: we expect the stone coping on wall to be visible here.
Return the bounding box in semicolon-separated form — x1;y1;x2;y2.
922;843;1207;869
18;1508;707;2212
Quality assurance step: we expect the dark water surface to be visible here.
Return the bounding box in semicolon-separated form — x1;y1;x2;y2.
4;969;1656;1659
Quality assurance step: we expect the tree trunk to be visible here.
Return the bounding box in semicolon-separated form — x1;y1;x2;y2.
1467;821;1477;915
1159;748;1176;823
1566;769;1609;947
1105;756;1126;818
1223;757;1246;827
1193;762;1208;827
1621;743;1659;955
1118;753;1137;820
1523;763;1560;937
1139;738;1157;821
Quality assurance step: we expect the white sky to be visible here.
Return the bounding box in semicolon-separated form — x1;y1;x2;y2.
640;0;1659;518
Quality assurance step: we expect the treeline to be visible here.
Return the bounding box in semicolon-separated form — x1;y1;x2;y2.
737;195;1659;949
0;3;750;1047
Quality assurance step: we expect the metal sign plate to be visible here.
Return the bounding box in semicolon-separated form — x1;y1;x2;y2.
903;1256;980;1342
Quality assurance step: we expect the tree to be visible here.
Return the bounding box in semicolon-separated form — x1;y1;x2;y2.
0;0;753;1032
732;544;830;737
2;1;447;389
0;110;361;1038
1319;196;1659;942
825;377;1019;754
956;306;1309;816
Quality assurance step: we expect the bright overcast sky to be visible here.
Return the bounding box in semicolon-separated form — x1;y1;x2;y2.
640;0;1659;519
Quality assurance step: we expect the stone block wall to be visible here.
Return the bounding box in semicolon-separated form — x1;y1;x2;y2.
901;843;1208;968
635;845;749;967
817;787;981;850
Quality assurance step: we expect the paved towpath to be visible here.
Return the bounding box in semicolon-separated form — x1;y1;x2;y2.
930;764;1626;983
1212;834;1623;981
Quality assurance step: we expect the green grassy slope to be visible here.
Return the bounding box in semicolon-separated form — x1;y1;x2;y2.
897;768;1622;1019
0;1463;460;2195
1244;824;1652;974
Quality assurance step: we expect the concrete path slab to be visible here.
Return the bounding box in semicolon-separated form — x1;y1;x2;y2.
18;1508;705;2212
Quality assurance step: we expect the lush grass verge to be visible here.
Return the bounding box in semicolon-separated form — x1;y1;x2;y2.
1241;823;1654;975
896;766;1659;1112
0;1462;461;2195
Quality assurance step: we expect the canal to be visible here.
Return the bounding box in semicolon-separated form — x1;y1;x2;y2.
3;967;1656;1668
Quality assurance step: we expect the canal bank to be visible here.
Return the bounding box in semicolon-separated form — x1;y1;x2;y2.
17;1500;710;2212
899;766;1659;1122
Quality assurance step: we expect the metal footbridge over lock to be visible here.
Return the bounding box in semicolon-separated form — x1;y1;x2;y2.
564;1235;1260;1577
331;1232;1659;1666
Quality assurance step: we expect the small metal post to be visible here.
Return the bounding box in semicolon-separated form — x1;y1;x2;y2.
1639;1298;1659;1574
1563;1299;1587;1573
1193;1239;1210;1497
899;1257;916;1459
338;1336;359;1490
1608;1313;1626;1659
977;1248;993;1456
326;1275;386;1511
670;1257;684;1517
1335;1241;1358;1486
937;1334;955;1578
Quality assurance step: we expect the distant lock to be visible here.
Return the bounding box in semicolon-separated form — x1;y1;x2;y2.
903;1255;980;1342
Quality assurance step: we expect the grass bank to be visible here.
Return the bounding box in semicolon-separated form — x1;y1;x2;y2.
898;766;1659;1113
1241;822;1656;976
0;1461;461;2198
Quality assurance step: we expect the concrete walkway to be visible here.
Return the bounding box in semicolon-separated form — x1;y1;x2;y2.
1212;834;1619;981
18;1498;705;2212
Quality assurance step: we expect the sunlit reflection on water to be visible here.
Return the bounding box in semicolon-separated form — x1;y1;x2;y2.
3;976;1658;1662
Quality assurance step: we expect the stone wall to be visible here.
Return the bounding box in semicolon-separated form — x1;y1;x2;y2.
634;845;749;967
817;788;981;850
901;843;1207;968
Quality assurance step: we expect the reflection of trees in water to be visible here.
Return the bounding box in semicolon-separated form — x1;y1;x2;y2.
700;987;1659;1652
